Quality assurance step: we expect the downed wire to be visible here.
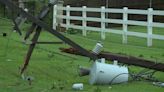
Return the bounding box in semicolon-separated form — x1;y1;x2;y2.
109;71;159;85
4;36;77;60
35;46;77;60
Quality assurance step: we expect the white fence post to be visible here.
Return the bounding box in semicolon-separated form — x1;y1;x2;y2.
53;5;57;30
101;6;106;40
123;7;128;44
66;5;70;30
82;6;87;36
147;8;153;47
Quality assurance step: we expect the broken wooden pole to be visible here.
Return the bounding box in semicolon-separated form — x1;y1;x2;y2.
60;48;164;72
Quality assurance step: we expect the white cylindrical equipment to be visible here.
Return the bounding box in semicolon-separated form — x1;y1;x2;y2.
92;43;103;54
72;83;83;90
89;62;128;85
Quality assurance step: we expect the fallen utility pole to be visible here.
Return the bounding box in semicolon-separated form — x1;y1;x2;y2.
0;0;98;74
60;48;164;72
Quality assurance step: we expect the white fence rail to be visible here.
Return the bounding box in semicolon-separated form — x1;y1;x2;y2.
53;5;164;46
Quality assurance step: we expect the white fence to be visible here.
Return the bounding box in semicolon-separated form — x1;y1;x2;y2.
53;5;164;46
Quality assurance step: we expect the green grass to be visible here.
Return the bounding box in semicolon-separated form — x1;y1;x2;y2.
0;18;164;92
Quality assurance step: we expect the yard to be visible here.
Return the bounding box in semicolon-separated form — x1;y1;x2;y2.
0;17;164;92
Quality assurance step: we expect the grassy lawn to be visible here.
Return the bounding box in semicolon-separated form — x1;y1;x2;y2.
0;18;164;92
